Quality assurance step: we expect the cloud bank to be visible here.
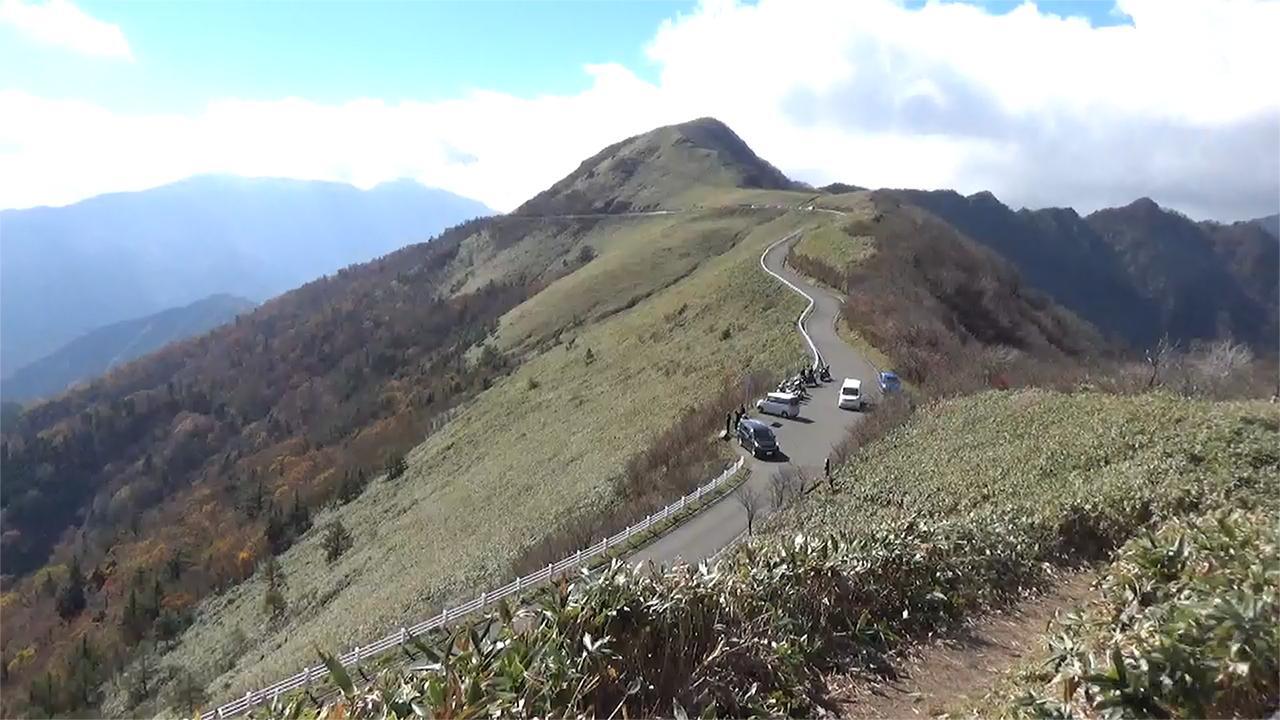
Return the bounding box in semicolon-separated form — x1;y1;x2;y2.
2;0;1277;220
0;0;131;60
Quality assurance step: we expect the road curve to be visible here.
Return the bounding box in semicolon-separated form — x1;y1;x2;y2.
630;230;880;567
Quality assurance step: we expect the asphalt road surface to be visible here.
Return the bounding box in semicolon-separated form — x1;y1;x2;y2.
630;230;881;567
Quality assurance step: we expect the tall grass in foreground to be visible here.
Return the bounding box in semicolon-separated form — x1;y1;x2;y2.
967;508;1278;719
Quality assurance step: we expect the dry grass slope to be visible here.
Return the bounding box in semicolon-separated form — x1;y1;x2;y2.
147;206;837;709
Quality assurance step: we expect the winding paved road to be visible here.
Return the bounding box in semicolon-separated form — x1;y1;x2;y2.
630;228;880;566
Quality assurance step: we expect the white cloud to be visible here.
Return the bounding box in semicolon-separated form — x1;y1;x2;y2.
1;0;1277;220
0;0;132;60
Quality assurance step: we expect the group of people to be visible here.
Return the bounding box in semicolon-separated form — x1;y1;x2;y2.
795;362;832;386
725;404;748;436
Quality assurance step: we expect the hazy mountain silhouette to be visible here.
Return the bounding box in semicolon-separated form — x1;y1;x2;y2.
1;294;256;403
0;176;493;373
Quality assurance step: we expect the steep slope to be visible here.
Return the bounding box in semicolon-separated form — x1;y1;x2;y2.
887;189;1153;346
1086;198;1274;347
0;176;493;373
888;190;1278;351
793;191;1106;394
1;294;256;403
0;119;820;718
514;117;800;215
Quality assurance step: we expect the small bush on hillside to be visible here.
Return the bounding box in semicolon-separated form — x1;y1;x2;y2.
165;668;208;716
577;244;596;264
719;325;733;341
383;453;407;481
321;520;354;564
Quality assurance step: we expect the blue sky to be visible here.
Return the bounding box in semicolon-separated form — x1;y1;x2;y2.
2;0;1128;113
1;0;1276;220
1;1;693;112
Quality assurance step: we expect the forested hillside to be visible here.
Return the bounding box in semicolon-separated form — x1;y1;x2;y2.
1;294;257;403
0;213;579;715
890;190;1278;351
791;192;1106;395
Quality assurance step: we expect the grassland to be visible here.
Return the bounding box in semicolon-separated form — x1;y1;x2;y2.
249;389;1278;720
149;205;836;707
792;223;874;269
769;390;1278;546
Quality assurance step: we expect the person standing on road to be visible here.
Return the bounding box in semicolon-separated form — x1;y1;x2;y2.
824;457;831;483
725;412;733;438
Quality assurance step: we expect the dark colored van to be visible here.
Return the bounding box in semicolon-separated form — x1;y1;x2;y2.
736;418;780;459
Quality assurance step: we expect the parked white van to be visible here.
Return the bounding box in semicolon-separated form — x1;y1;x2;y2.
838;378;864;410
756;391;801;419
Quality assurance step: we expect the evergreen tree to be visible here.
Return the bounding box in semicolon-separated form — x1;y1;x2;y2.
288;489;311;534
321;520;354;563
262;556;287;620
55;556;87;620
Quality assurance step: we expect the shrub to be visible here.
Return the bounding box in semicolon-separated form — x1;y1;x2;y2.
1011;509;1278;719
577;244;597;264
321;520;354;564
383;453;407;481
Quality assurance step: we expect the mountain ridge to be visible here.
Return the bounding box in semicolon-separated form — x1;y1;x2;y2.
0;176;494;373
886;188;1277;350
0;293;256;403
514;117;802;216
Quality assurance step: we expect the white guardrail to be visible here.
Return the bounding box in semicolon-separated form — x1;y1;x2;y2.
201;455;746;719
760;231;823;370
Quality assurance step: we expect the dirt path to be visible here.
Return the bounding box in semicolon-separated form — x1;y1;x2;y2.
830;572;1096;718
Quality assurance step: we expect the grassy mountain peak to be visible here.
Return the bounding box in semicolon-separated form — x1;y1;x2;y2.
514;117;800;216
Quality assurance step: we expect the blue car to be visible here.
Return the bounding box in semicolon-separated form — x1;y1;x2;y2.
879;371;902;394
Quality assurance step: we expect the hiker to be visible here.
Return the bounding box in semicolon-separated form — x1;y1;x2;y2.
725;412;733;438
824;457;831;480
733;407;743;428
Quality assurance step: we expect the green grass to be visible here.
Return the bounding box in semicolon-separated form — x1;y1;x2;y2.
953;506;1278;719
768;390;1279;546
792;223;874;269
154;205;838;707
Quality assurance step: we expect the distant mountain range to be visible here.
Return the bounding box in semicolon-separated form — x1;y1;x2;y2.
0;176;494;374
0;293;256;402
889;191;1279;350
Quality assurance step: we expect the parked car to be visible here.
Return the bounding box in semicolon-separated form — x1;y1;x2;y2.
879;371;902;394
756;391;801;419
838;378;864;410
737;418;780;458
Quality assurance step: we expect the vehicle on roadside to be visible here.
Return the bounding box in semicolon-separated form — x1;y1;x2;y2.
736;418;780;458
838;378;864;410
756;391;801;418
879;371;902;394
